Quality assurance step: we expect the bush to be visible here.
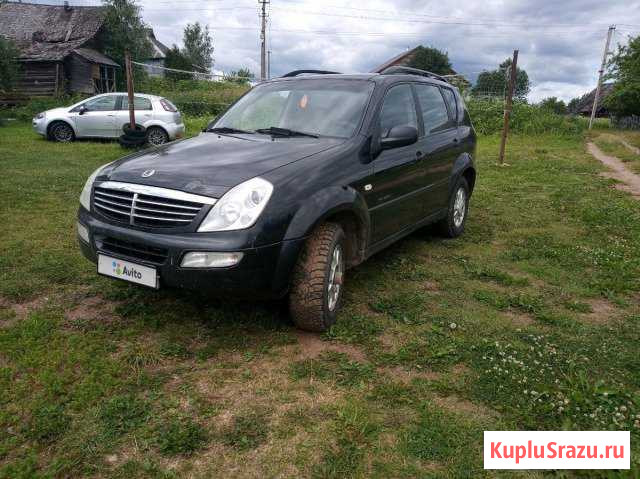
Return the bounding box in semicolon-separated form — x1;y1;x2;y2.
466;98;585;136
3;95;86;121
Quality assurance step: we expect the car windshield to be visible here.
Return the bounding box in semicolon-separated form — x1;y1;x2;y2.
212;79;375;138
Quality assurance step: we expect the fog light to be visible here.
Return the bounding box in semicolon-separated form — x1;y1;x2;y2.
77;222;90;243
181;252;244;268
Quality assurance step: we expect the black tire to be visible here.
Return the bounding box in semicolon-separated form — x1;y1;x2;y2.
122;123;147;138
48;121;75;142
436;177;470;238
289;222;346;332
118;135;146;148
146;126;169;146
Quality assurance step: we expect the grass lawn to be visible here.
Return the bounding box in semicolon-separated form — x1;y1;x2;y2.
0;121;639;478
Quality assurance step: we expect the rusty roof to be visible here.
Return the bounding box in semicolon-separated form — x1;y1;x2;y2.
0;2;107;61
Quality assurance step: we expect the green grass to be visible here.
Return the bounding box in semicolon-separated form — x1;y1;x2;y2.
1;121;640;477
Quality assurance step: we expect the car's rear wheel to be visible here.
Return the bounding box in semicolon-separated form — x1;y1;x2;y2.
437;177;470;238
289;222;345;332
49;122;75;142
147;126;169;146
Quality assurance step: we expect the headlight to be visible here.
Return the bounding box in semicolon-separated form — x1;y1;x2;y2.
198;177;273;232
79;163;112;210
34;112;45;120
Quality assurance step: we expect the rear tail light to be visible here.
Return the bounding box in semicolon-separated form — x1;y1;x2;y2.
160;99;177;112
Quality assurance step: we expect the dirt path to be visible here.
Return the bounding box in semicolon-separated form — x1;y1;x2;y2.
587;142;640;198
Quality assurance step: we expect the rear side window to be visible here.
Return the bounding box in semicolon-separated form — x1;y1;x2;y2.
121;96;153;111
379;84;418;136
414;84;450;134
441;88;458;123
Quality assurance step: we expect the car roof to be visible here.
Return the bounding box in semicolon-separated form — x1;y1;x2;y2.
265;72;453;89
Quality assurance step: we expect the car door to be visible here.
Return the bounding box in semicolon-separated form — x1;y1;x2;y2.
413;83;459;214
368;83;424;245
73;95;118;137
115;96;154;133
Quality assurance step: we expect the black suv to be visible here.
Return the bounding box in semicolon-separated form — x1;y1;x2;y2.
77;67;476;331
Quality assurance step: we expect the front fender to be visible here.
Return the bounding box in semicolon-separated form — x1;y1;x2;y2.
45;117;78;136
283;185;370;242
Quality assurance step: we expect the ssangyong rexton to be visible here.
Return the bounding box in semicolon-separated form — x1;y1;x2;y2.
78;67;477;332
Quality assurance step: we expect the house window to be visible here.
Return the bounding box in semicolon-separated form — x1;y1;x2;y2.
95;65;116;93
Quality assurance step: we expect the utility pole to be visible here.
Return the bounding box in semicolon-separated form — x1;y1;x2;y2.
498;49;518;165
259;0;269;81
589;25;615;130
267;50;272;80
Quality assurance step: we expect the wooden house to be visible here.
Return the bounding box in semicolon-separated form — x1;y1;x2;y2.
0;1;119;98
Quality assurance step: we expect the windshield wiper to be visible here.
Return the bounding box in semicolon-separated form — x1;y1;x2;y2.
255;126;319;138
207;126;254;134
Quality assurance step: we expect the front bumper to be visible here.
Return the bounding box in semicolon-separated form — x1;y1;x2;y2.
77;207;304;299
32;117;47;136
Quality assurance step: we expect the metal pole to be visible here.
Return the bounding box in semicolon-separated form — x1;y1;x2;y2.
498;49;518;165
589;25;615;130
125;50;136;127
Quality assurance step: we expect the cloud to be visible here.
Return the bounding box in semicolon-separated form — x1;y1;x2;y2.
134;0;639;102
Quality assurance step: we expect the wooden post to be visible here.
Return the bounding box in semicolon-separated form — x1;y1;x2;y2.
498;49;519;165
125;50;136;127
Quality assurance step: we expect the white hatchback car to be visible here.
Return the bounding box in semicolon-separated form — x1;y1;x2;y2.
32;93;185;146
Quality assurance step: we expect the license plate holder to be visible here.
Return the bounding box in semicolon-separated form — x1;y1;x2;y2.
97;254;159;289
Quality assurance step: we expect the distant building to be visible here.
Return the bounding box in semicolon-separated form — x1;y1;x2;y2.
0;1;120;98
574;83;615;117
142;29;169;77
371;47;422;73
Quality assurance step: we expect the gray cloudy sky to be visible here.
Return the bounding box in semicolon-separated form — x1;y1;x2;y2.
36;0;640;101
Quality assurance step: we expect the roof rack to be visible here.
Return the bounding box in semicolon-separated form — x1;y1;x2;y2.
380;66;449;83
281;69;342;77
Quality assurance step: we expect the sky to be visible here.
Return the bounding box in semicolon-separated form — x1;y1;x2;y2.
28;0;640;102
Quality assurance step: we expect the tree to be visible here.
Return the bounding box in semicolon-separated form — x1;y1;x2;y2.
182;22;214;73
0;36;19;93
472;58;530;100
604;35;640;117
407;45;453;75
101;0;151;67
224;68;253;84
539;97;567;115
164;45;193;80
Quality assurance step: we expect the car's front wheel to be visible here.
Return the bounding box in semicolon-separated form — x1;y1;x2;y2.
48;121;75;142
289;222;345;332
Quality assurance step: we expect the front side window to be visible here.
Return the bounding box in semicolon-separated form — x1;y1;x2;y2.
214;79;375;138
415;84;450;134
379;84;418;136
121;96;153;111
83;96;117;112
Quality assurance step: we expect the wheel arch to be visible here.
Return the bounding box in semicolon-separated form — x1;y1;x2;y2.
450;152;476;195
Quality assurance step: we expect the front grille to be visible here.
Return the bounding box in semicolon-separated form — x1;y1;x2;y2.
97;236;169;264
93;185;207;228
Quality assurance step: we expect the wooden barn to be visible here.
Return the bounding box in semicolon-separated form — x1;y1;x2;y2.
0;1;119;98
574;83;615;117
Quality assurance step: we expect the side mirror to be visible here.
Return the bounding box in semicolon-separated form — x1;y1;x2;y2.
78;106;88;115
381;125;418;150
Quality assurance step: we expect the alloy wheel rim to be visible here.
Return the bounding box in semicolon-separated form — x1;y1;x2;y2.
453;187;466;228
148;129;166;145
327;244;343;312
55;125;72;142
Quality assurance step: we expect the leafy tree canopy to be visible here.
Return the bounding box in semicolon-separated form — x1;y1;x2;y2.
102;0;152;67
0;35;19;93
472;58;530;101
225;68;253;84
539;97;567;115
407;45;454;75
182;22;214;73
164;45;193;80
604;35;640;117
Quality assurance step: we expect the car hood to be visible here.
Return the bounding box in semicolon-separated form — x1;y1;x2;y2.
46;107;71;117
102;132;343;198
